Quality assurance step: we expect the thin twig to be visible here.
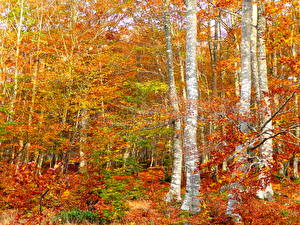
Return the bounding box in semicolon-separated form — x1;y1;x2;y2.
39;189;49;215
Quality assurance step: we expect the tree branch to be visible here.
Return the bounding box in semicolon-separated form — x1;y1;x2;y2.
260;92;295;131
249;131;287;151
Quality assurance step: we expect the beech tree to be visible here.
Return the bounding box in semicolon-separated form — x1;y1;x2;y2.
164;0;183;202
256;0;274;201
181;0;201;213
226;0;252;221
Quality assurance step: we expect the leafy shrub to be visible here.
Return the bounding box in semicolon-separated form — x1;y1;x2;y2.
55;208;100;223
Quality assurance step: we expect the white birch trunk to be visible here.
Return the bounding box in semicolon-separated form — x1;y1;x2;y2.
164;0;183;202
181;0;201;214
256;1;274;201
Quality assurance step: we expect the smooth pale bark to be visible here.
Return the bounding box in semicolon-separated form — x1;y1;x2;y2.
36;153;44;176
225;143;249;222
256;1;274;201
212;19;219;96
239;0;252;125
207;18;220;180
230;14;241;97
294;94;299;179
178;45;187;100
181;0;201;214
79;110;88;173
15;140;25;171
226;0;252;222
8;0;24;121
291;3;299;180
164;0;183;202
250;3;260;103
210;122;219;181
60;108;69;173
294;157;299;179
200;124;208;172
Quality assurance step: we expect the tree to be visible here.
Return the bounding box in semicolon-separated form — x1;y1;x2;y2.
226;0;252;222
164;0;183;202
8;0;24;122
256;0;274;200
181;0;201;214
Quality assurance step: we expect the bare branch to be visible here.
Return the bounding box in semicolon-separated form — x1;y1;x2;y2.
260;92;295;131
249;131;287;151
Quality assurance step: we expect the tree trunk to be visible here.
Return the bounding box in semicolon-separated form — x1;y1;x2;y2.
239;0;252;126
8;0;24;121
231;14;240;97
293;94;299;179
212;19;219;96
226;0;252;222
256;0;274;201
181;0;201;214
79;110;89;174
164;0;183;203
178;45;187;100
293;157;299;179
250;3;260;105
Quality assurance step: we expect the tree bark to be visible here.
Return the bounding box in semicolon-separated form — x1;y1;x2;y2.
164;0;183;202
239;0;252;126
226;0;252;222
256;0;274;201
8;0;24;121
181;0;201;214
293;93;299;179
250;3;260;104
79;110;88;174
231;14;240;97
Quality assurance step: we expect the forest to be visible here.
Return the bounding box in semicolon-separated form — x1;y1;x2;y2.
0;0;299;224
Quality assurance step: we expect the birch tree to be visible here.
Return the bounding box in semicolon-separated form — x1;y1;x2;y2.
181;0;201;213
163;0;183;202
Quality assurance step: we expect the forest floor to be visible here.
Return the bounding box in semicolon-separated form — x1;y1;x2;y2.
0;167;299;225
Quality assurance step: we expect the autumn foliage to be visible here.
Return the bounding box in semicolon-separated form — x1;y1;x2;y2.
0;0;299;224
